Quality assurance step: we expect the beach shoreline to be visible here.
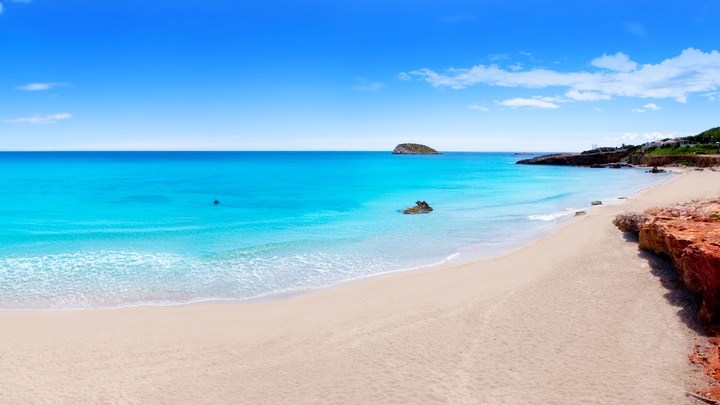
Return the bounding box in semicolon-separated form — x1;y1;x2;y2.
2;169;720;404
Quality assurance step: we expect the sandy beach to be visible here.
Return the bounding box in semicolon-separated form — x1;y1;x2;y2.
2;169;720;404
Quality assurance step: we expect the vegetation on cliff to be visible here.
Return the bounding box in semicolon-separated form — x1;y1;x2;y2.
521;126;719;167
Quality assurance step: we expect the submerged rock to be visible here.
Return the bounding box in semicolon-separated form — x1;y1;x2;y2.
403;201;433;214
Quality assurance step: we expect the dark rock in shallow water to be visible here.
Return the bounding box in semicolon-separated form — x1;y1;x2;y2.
392;143;440;155
403;201;433;214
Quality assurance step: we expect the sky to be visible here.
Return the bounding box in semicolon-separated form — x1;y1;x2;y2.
1;0;719;152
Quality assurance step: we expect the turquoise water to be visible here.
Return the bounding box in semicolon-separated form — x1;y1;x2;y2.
0;152;672;309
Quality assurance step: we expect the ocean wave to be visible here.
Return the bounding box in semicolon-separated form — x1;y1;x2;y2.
527;208;577;221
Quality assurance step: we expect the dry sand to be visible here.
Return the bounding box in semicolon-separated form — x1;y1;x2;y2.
2;169;720;404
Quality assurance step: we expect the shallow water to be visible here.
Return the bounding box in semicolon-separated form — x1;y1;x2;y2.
0;152;672;309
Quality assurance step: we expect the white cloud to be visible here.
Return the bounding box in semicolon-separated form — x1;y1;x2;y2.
590;52;638;72
507;63;523;72
565;90;611;101
397;72;412;81
468;105;490;112
17;82;71;91
5;113;72;124
606;132;669;143
403;48;720;104
496;98;559;109
632;103;662;113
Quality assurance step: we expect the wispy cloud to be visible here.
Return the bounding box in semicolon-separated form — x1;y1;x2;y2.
0;0;32;14
564;90;611;101
496;98;559;109
352;80;384;92
5;113;72;124
403;48;720;104
606;132;669;143
17;82;72;91
632;103;662;113
468;105;490;112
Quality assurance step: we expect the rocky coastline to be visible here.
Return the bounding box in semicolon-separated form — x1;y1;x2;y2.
516;150;630;166
517;150;720;168
614;198;720;400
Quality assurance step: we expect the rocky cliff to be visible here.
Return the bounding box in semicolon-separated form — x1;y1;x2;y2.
615;198;720;401
614;198;720;325
629;154;720;167
392;143;440;155
516;150;629;166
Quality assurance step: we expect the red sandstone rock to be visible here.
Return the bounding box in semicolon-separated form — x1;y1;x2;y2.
615;198;720;324
615;198;720;400
690;337;720;401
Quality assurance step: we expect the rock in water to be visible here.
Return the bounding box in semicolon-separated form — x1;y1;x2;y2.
392;143;440;155
403;201;433;214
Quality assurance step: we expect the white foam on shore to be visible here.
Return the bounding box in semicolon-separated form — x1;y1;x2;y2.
527;208;577;221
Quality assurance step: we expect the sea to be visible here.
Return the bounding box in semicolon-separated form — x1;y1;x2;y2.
0;151;673;310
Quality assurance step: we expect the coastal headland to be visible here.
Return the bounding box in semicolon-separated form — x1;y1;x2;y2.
517;150;720;168
517;126;720;168
1;170;720;403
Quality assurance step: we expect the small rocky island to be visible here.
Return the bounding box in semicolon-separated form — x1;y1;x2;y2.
392;143;440;155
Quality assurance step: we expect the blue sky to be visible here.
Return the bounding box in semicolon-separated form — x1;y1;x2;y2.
1;0;719;151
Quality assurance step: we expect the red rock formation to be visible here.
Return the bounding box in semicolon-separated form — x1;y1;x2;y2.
614;198;720;401
690;337;720;400
615;198;720;324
